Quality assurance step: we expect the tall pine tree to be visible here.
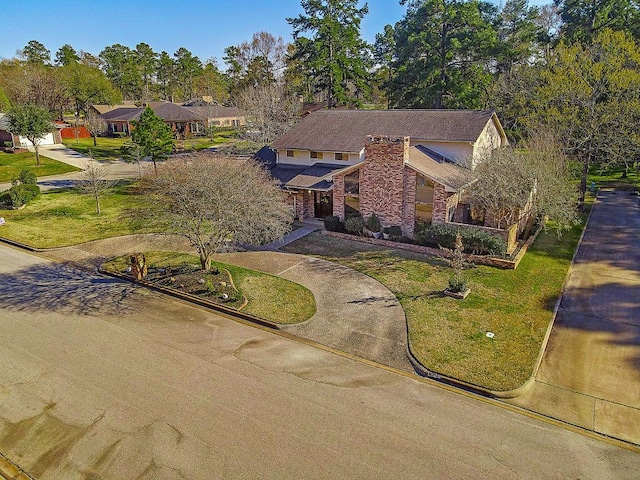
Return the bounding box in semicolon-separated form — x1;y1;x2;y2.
287;0;371;108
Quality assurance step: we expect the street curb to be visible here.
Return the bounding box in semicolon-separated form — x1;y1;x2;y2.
99;268;282;331
0;453;34;480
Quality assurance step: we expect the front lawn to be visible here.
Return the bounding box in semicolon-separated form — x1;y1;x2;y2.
0;151;80;183
283;219;584;392
0;182;157;247
63;137;129;161
64;130;240;161
102;251;316;324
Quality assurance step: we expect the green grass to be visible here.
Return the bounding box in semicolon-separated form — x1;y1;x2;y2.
283;219;584;392
64;130;240;161
63;137;129;161
0;182;157;247
588;163;640;191
0;151;80;183
103;251;316;324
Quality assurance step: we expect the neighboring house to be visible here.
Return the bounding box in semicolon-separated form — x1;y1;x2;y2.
0;112;61;148
267;109;521;250
98;101;245;137
182;104;246;129
89;103;138;116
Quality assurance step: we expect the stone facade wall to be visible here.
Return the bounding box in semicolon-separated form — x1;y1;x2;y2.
401;169;417;237
432;184;449;224
359;136;409;228
333;174;346;219
288;191;314;220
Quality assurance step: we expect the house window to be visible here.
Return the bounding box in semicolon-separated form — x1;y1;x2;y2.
335;152;347;161
415;174;434;223
310;151;323;159
344;170;360;216
286;150;294;157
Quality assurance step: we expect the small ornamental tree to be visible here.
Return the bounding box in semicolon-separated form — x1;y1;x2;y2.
143;153;292;270
77;156;115;215
7;104;53;165
131;106;174;171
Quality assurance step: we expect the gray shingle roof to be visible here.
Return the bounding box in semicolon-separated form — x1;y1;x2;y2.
272;109;499;152
100;102;205;123
184;105;243;119
269;163;345;191
407;145;476;191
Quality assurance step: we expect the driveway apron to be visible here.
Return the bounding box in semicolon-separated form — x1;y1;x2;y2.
509;190;640;444
215;252;413;373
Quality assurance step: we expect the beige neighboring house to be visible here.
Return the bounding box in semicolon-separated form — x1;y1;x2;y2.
266;109;526;252
181;103;246;129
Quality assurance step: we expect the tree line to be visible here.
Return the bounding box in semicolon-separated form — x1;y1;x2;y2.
2;0;639;200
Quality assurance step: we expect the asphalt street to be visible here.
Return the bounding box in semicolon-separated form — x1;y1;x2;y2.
0;244;639;479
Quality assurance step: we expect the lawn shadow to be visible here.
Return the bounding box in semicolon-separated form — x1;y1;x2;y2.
0;262;138;316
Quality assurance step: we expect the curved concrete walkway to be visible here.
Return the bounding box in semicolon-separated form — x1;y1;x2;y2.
44;236;413;373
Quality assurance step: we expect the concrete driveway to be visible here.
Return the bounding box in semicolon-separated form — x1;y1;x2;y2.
216;252;412;372
509;190;640;444
0;145;149;193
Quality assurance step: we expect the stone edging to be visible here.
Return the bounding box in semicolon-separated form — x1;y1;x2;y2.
99;268;281;331
323;226;543;270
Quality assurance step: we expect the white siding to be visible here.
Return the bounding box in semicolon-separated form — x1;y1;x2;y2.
472;118;506;168
276;149;363;166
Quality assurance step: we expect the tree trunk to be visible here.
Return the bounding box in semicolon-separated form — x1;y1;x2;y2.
95;193;101;215
200;251;212;271
34;145;40;166
93;133;97;147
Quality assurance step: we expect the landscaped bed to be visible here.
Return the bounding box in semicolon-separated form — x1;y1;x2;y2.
102;251;316;325
283;216;586;392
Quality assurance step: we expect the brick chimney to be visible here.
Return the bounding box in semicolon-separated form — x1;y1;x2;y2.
360;136;411;231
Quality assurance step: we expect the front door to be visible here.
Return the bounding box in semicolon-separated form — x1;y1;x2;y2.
314;191;333;218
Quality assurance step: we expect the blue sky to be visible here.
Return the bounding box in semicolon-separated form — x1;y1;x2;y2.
0;0;549;69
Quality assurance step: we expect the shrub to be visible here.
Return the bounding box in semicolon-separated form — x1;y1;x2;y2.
365;212;381;232
344;215;365;235
383;225;402;237
0;190;11;207
414;222;506;255
323;215;345;232
12;169;37;186
7;183;40;207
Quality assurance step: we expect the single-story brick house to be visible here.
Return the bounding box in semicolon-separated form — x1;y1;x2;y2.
98;101;245;137
266;109;523;248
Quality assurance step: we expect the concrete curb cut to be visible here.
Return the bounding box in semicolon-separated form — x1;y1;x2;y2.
501;194;600;397
99;268;281;331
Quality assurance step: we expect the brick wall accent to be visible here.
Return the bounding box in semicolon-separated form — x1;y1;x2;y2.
359;136;409;229
432;184;449;224
333;174;345;219
402;169;417;237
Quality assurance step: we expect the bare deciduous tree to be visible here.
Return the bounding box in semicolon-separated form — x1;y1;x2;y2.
78;157;115;215
143;153;292;270
84;110;106;147
470;132;579;233
235;82;299;145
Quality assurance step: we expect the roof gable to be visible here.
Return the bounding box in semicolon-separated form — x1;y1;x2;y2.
272;109;501;152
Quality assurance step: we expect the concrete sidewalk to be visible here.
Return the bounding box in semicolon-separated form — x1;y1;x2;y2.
508;190;640;445
32;144;90;169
